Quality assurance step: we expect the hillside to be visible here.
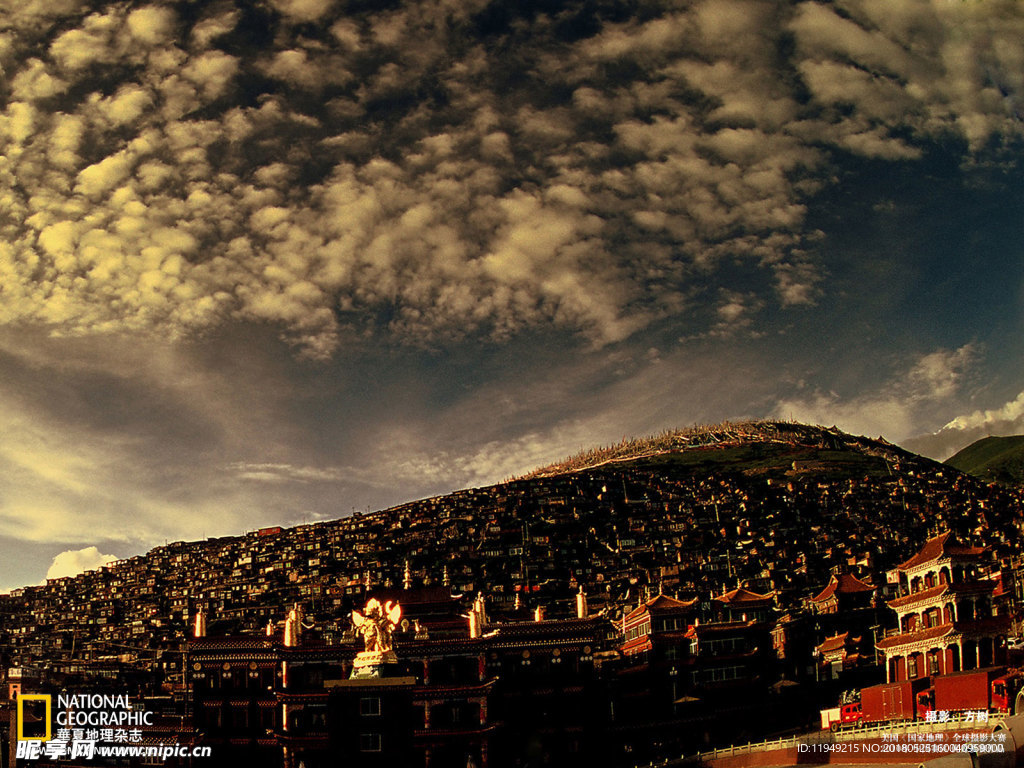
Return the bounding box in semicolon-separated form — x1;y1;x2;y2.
523;420;914;478
947;435;1024;485
2;421;1023;671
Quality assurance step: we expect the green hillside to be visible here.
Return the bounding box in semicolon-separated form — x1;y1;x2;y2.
946;435;1024;485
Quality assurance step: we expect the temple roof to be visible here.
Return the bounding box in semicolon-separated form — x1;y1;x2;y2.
887;579;995;609
875;616;1011;651
810;573;874;603
684;620;758;639
490;616;607;639
623;593;698;622
875;623;954;650
713;587;774;605
887;583;946;609
817;632;850;654
190;635;276;651
896;531;986;571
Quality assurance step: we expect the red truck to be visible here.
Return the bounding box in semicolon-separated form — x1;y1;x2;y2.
861;679;929;722
916;667;1023;717
825;668;1024;730
835;679;929;726
992;670;1022;712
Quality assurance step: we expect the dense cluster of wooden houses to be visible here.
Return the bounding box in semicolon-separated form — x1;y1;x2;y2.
2;426;1024;765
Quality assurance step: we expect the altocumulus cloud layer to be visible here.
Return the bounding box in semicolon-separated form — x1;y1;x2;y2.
0;0;1023;585
0;0;1022;357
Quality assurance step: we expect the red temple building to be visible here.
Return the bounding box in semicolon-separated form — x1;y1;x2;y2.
808;573;875;614
621;594;697;659
876;531;1010;682
189;588;613;768
710;586;775;623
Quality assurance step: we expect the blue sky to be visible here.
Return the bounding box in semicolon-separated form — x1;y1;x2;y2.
0;0;1022;587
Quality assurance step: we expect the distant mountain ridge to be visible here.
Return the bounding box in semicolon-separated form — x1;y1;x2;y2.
946;435;1024;485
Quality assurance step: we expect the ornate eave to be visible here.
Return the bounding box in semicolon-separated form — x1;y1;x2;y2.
876;615;1011;656
876;628;960;657
888;583;949;611
902;557;951;582
877;622;956;651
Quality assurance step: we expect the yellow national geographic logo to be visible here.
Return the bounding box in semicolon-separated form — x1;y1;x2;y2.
17;694;52;742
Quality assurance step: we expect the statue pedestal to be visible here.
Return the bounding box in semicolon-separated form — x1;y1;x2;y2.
351;649;398;679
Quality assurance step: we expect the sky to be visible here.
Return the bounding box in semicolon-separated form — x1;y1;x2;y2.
0;0;1022;588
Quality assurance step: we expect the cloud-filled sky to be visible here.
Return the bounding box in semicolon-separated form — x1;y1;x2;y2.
0;0;1022;586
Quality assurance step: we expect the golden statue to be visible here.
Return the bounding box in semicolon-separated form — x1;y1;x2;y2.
351;599;402;670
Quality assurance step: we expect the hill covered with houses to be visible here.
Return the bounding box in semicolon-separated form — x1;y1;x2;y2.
2;420;1022;677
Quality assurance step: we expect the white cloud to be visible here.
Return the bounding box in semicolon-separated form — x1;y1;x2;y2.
944;392;1024;432
710;290;763;336
773;344;978;441
10;59;67;101
909;345;976;401
269;0;334;23
125;6;176;46
49;11;122;71
75;151;134;198
0;0;1017;361
903;389;1024;462
230;462;356;484
190;9;239;50
181;51;238;100
46;547;118;580
0;332;317;550
99;85;154;127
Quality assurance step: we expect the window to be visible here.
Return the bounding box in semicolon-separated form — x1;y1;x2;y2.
908;656;919;679
308;707;327;730
360;733;382;752
706;665;743;682
360;697;381;717
929;654;940;675
704;637;744;655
